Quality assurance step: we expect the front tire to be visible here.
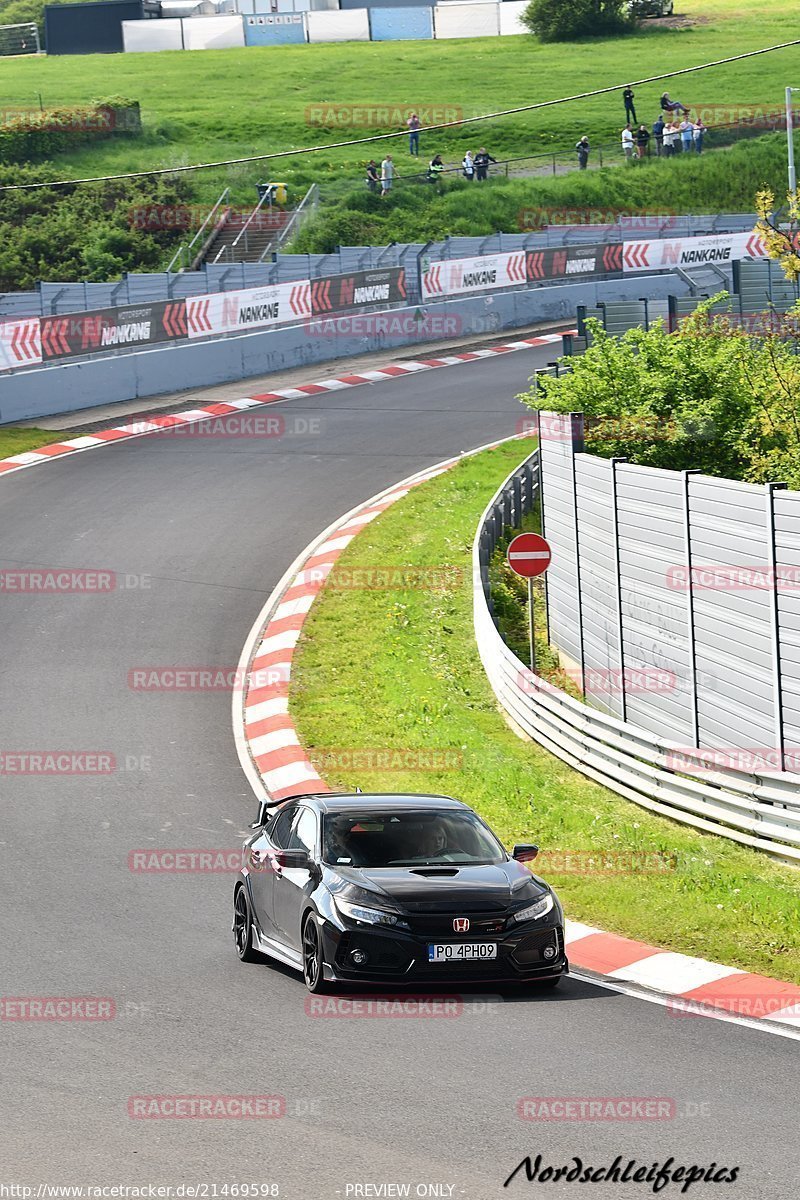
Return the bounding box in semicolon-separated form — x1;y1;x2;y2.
233;886;262;963
302;913;331;993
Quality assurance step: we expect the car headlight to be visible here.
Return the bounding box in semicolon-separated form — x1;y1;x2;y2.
334;897;408;928
513;893;554;923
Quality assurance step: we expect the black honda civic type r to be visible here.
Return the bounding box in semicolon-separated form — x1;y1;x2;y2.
233;792;568;992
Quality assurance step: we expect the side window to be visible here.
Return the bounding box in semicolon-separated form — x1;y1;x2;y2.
269;806;297;849
287;807;318;856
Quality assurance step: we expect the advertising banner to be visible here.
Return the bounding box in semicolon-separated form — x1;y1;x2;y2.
622;232;767;272
527;243;623;280
186;280;311;339
311;268;406;314
422;244;620;299
40;301;187;361
0;317;42;373
421;252;526;299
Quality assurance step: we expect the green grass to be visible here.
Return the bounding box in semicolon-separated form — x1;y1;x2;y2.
290;439;800;984
0;0;797;207
0;427;71;457
292;134;784;252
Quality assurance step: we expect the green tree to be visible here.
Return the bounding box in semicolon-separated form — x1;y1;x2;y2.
521;0;631;42
517;296;800;488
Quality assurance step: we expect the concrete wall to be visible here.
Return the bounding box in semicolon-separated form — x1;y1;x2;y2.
0;273;687;424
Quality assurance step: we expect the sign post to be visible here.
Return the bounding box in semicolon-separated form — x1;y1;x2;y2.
506;533;552;674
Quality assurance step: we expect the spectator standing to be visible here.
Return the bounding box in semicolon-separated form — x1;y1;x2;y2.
575;135;590;170
474;147;497;181
380;155;394;196
635;124;650;159
407;112;421;157
653;113;665;156
365;159;379;192
427;153;444;184
623;86;637;124
662;120;677;156
693;117;706;154
680;117;694;153
462;150;475;180
621;124;634;162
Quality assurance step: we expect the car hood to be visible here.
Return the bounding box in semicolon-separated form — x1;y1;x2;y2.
328;861;547;911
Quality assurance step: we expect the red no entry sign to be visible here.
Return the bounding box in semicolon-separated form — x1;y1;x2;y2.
507;533;552;579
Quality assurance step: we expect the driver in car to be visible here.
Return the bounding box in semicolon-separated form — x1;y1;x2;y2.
416;823;448;862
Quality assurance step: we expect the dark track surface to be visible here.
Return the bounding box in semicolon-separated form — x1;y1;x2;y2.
1;348;796;1199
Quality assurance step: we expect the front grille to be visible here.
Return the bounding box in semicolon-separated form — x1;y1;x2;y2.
405;913;508;937
512;927;561;966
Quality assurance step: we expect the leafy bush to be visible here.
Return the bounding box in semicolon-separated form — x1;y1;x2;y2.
518;297;800;488
522;0;632;42
0;99;140;165
0;165;192;290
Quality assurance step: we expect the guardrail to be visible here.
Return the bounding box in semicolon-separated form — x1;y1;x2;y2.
472;448;800;862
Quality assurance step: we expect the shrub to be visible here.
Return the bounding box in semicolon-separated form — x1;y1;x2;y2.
522;0;632;42
517;297;800;489
0;166;193;290
0;99;140;165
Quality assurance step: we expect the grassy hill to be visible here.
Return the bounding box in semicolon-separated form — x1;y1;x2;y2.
0;0;797;280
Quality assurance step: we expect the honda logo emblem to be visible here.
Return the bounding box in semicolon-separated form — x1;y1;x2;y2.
453;917;470;933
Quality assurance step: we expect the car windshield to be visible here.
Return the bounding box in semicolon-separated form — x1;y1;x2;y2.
322;810;505;868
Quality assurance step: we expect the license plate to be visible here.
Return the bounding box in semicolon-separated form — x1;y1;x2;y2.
427;942;497;962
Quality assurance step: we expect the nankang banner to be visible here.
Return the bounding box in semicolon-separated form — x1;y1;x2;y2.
526;243;623;280
311;268;407;314
421;252;527;299
186;281;311;339
421;245;621;298
40;301;187;361
622;232;767;272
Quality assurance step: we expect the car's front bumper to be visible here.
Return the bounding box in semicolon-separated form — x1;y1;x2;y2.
319;916;568;985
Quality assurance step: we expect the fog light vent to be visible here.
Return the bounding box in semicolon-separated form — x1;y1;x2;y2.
350;948;370;966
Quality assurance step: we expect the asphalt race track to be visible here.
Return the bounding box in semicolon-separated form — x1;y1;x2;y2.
1;347;797;1199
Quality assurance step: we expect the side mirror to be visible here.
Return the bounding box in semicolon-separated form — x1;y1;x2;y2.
512;843;539;862
249;799;271;830
274;849;310;870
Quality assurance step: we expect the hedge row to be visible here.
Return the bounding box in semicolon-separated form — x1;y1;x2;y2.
0;98;141;164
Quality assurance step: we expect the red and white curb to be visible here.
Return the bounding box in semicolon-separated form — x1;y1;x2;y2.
0;332;569;479
232;442;800;1039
